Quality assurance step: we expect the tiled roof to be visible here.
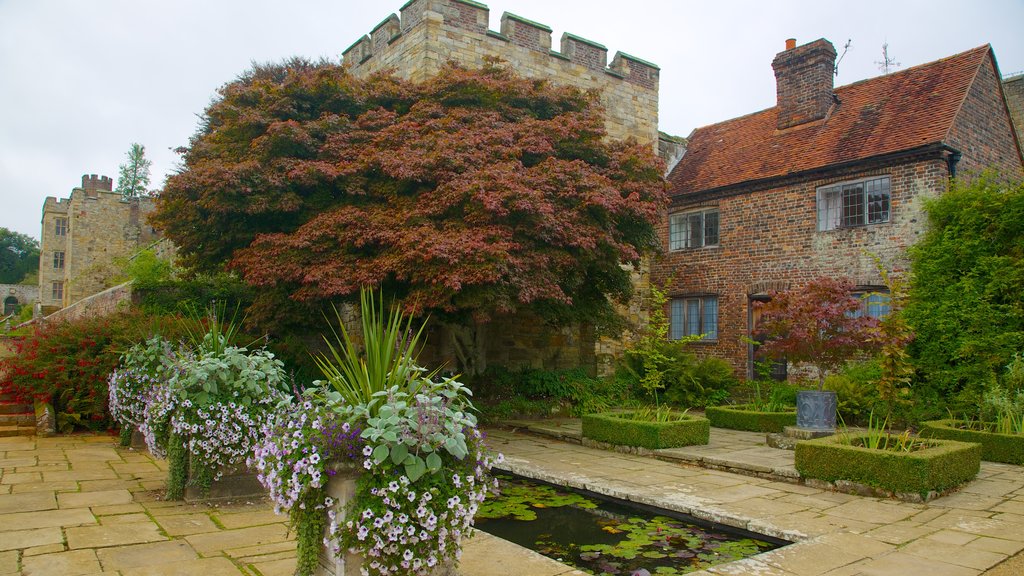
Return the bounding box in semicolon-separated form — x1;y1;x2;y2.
668;45;992;197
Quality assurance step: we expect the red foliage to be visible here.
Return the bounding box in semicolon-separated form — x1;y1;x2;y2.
754;277;881;389
155;59;666;330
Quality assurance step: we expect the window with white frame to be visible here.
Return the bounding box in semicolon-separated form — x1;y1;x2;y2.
669;296;718;341
53;251;64;270
51;281;64;301
55;217;68;236
817;176;890;231
669;208;719;250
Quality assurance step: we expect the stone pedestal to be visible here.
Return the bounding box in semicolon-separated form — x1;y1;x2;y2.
317;468;363;576
766;425;835;450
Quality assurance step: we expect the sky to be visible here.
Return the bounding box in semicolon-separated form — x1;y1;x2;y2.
1;0;1022;241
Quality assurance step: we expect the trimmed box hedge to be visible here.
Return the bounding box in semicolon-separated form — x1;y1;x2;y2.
795;434;981;497
705;404;796;433
920;419;1024;465
581;412;709;449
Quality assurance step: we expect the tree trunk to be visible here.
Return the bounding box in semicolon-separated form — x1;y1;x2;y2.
446;321;487;377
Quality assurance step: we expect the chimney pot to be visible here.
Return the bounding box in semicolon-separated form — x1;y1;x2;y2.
785;38;796;50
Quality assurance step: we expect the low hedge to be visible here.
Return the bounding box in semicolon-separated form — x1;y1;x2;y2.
795;434;981;497
705;404;796;433
920;419;1024;465
582;412;709;449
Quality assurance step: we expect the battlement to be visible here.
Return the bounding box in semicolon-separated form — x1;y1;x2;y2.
342;0;659;90
81;174;113;192
42;196;70;214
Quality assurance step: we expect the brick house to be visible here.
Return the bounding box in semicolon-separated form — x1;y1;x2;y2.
655;39;1024;379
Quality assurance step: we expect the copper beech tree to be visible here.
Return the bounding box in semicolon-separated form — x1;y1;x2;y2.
754;277;882;390
153;58;666;372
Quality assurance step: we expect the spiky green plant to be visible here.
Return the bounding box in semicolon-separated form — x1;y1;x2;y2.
314;290;433;416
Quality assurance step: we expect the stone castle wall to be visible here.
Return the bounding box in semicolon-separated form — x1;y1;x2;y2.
340;0;661;374
342;0;659;150
39;175;160;313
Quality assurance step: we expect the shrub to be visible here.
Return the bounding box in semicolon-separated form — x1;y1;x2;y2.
475;366;620;418
921;419;1024;465
0;312;181;431
581;411;709;449
705;405;796;433
662;357;736;408
795;434;981;497
905;176;1024;410
825;360;883;425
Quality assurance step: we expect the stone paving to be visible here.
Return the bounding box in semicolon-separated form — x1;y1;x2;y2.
3;428;1024;575
0;433;579;576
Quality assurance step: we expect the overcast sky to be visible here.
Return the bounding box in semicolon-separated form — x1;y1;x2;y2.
2;0;1022;240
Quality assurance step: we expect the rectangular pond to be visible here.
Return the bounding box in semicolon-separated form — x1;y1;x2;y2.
475;474;786;576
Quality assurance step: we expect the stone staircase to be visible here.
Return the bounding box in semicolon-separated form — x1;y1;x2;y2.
0;392;35;437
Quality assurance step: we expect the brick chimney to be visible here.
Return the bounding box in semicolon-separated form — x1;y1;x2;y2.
772;38;837;130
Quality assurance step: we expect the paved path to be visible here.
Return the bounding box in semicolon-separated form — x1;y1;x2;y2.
488;427;1024;576
3;429;1024;575
0;434;580;576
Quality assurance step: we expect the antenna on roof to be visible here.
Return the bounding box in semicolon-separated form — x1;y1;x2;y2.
834;39;852;76
875;42;901;75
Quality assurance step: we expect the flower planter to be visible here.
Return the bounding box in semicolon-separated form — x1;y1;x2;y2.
795;390;837;432
582;412;709;449
317;468;456;576
920;419;1024;465
795;434;981;499
705;404;796;433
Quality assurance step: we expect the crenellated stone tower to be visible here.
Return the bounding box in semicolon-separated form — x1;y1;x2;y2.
38;175;161;314
338;0;663;374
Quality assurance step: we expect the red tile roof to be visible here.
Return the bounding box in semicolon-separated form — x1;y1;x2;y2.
668;45;992;197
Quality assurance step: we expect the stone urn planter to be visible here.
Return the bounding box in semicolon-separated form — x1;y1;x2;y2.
317;467;457;576
795;389;837;432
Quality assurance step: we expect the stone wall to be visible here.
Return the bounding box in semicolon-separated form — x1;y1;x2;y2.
39;175;160;313
1;284;38;310
342;0;659;150
42;282;133;324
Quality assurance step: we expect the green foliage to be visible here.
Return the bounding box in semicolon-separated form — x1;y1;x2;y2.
795;434;981;497
476;475;598;521
705;404;796;433
293;489;327;576
314;290;430;417
920;419;1024;465
118;426;133;447
825;360;884;425
905;175;1024;410
835;411;924;452
132;270;253;318
618;286;734;409
122;249;173;285
116;143;152;199
581;411;709;449
166;432;188;501
868;256;915;409
0;227;39;284
473;365;622;419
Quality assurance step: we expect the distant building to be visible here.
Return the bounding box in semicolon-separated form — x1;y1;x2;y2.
1005;72;1024;150
38;174;161;314
657;40;1024;378
1;284;37;317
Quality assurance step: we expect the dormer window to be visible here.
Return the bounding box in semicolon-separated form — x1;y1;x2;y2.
817;176;890;231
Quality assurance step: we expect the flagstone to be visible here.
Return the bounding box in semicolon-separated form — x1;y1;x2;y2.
0;508;96;531
154;512;220;536
120;556;244;575
65;447;121;463
22;543;66;556
101;513;152;525
853;551;981;576
21;549;101;576
91;503;146;515
110;462;163;476
0;490;57;514
66;522;166;549
0;551;17;574
222;539;296;560
44;469;120;482
822;499;916;525
184;523;290;555
245;557;297;576
968;536;1024;555
213;509;285;529
59;489;134;509
96;540;198;571
0;527;64;552
11;480;79;493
